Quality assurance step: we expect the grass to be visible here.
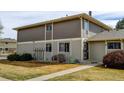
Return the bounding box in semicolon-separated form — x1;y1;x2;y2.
49;65;124;81
0;60;80;80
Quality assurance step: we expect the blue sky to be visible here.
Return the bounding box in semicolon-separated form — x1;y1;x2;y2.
0;11;124;39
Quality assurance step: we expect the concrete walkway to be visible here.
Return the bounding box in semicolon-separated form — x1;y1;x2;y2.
0;77;10;81
27;63;98;81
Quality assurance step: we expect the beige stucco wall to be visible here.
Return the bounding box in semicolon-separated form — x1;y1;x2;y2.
55;40;81;62
17;43;34;55
89;41;105;62
53;40;81;61
17;42;54;61
17;42;45;60
46;52;52;61
17;39;81;62
107;49;121;53
52;41;58;56
34;42;45;49
71;40;81;61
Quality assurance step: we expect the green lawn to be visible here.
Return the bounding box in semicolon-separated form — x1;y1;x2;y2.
49;65;124;81
0;60;80;80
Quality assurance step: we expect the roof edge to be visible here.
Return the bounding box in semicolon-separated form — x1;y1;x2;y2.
13;13;113;31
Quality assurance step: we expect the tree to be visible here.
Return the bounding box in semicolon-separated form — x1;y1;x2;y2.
116;18;124;30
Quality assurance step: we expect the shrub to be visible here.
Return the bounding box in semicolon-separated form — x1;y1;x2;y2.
74;59;80;64
7;53;33;61
69;57;80;64
52;55;58;61
20;53;33;61
103;50;124;68
57;54;66;63
7;53;20;61
52;54;66;63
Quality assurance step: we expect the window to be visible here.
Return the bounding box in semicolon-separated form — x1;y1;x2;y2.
46;24;52;32
59;43;65;52
46;43;52;52
59;43;70;52
107;42;121;49
5;48;8;51
5;42;8;44
83;20;89;35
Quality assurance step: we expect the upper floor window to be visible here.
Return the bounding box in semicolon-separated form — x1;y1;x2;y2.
5;42;8;44
83;20;89;35
107;42;121;49
46;24;52;32
46;43;52;52
59;43;70;52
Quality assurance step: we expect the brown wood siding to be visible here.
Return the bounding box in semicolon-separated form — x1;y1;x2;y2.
18;25;45;42
17;18;107;42
46;31;52;40
53;19;81;39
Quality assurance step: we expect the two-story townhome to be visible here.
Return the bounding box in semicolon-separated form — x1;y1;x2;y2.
13;13;112;63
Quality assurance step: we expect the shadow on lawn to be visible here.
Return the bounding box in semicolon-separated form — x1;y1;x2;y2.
0;60;62;68
98;64;124;70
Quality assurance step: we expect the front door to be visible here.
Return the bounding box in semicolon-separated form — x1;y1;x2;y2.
83;42;89;60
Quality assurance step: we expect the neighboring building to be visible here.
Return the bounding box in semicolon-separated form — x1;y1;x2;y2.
14;13;112;63
0;38;16;55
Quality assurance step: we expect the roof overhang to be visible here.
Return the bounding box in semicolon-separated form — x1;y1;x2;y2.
13;13;112;31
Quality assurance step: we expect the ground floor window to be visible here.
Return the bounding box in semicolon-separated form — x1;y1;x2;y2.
46;43;52;52
107;42;121;49
59;43;70;52
5;48;8;51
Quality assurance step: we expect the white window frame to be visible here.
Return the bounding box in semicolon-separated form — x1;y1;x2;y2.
107;41;121;49
46;43;52;52
59;42;70;52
